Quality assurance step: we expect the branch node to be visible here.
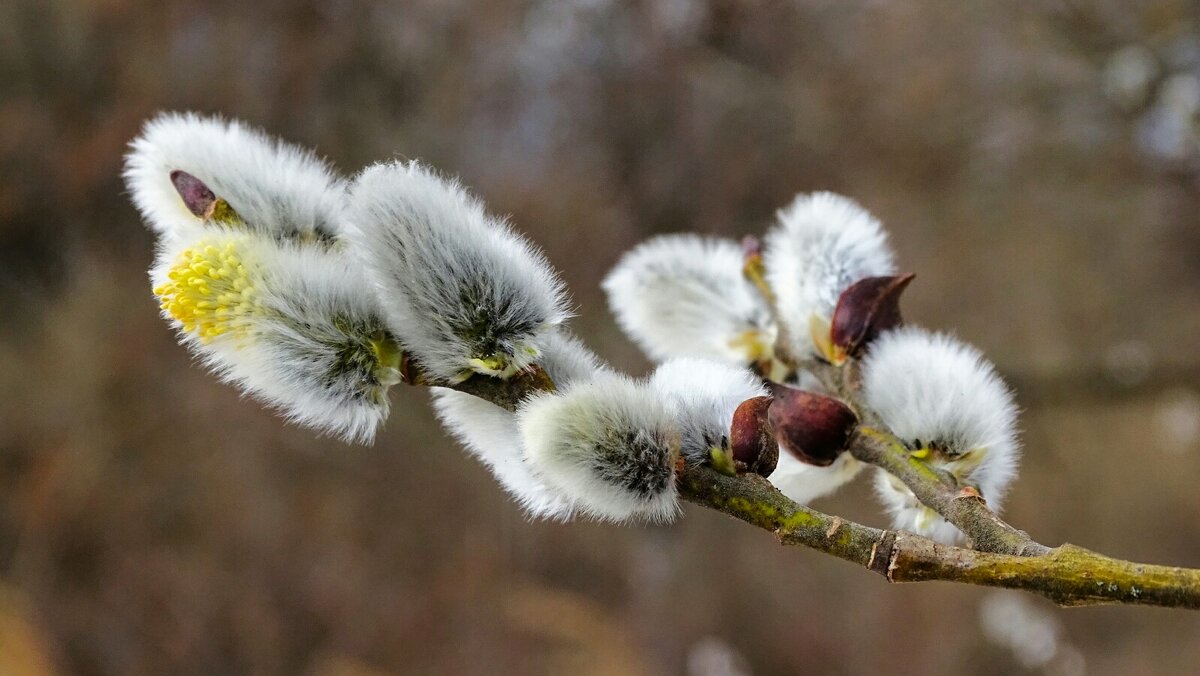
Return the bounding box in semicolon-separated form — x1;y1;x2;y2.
867;530;897;577
953;486;984;502
826;517;844;540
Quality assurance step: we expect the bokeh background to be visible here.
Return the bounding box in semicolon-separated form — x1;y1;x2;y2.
3;1;1200;674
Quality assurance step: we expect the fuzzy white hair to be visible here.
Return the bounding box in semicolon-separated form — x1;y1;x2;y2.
150;229;398;443
538;329;608;385
861;327;1021;543
518;372;680;523
124;112;344;243
763;192;895;360
345;161;570;383
431;388;574;520
602;235;773;364
767;368;865;504
649;357;766;463
770;452;864;505
428;328;607;520
872;470;966;544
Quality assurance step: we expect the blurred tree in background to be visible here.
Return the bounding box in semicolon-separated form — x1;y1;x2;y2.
3;1;1200;673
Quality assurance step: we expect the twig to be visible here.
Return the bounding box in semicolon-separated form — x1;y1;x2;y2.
849;427;1048;557
679;464;1200;609
442;366;1200;609
801;358;1049;557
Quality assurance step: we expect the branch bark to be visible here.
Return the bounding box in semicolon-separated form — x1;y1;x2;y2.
802;358;1051;557
849;427;1049;557
678;463;1200;609
442;367;1200;609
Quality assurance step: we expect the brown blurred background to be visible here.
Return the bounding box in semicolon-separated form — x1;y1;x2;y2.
3;1;1200;674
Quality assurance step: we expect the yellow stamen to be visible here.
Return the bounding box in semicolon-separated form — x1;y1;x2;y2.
154;237;259;342
468;355;521;379
742;252;776;306
728;329;772;364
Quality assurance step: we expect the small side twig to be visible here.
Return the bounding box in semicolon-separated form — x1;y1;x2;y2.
434;361;1200;609
799;358;1046;557
849;426;1048;557
679;463;1200;609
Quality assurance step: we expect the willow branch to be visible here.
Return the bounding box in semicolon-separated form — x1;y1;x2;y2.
679;463;1200;609
446;366;556;410
438;367;1200;609
849;427;1049;556
797;358;1050;557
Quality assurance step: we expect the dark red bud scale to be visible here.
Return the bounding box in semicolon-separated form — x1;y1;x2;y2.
730;395;778;477
170;170;217;217
830;273;915;362
767;383;858;467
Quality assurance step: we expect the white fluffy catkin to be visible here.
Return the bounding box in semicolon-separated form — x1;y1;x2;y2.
770;453;865;505
431;388;575;520
346;161;570;383
151;229;400;443
519;372;681;523
767;369;864;504
763;192;895;361
430;329;607;521
649;357;766;463
537;329;609;384
602;234;774;365
124;112;344;243
861;327;1021;543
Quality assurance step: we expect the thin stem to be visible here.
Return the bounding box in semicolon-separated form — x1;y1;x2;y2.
437;361;1200;609
849;427;1048;557
797;359;1047;557
459;367;554;412
676;463;887;569
679;464;1200;608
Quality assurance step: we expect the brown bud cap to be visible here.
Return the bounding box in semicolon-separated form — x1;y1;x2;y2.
830;273;915;362
170;170;217;217
767;384;858;467
730;395;778;477
170;170;241;223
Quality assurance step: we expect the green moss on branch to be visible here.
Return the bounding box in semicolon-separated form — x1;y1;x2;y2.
678;464;1200;609
849;426;1049;557
416;356;1200;609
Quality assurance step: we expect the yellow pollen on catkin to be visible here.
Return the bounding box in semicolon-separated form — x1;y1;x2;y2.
154;239;259;342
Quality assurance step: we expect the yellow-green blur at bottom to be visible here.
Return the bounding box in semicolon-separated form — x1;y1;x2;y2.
461;343;540;382
368;333;405;387
709;446;737;476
